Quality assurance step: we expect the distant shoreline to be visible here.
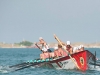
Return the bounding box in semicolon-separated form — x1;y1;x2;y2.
0;42;100;49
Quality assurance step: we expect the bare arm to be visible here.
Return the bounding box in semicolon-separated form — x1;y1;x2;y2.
36;42;42;45
70;48;73;54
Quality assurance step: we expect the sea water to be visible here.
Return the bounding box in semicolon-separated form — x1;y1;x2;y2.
0;48;100;75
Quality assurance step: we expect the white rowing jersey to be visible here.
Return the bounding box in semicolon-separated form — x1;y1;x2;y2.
42;44;49;52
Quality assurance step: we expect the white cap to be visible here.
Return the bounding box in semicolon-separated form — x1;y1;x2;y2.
39;37;43;40
66;41;71;45
54;47;58;50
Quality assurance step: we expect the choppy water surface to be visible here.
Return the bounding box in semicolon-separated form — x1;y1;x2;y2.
0;48;100;75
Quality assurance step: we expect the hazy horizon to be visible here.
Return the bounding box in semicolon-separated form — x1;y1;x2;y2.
0;0;100;43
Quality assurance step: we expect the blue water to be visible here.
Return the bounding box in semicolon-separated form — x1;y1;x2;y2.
0;48;100;75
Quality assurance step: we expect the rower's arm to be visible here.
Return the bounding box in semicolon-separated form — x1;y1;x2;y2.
36;41;44;45
44;42;48;49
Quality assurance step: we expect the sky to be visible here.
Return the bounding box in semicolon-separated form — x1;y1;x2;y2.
0;0;100;43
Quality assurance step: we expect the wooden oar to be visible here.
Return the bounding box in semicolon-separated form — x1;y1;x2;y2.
9;44;43;71
53;34;80;70
9;60;44;71
35;43;43;52
9;44;47;71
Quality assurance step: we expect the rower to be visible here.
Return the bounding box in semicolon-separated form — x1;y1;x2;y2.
57;44;67;57
79;45;84;51
36;37;52;52
73;47;77;53
66;41;73;54
49;46;63;59
49;49;56;58
54;46;60;58
73;47;79;53
40;50;50;60
36;37;52;60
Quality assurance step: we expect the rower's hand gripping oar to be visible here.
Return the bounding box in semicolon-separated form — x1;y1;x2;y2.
53;34;80;70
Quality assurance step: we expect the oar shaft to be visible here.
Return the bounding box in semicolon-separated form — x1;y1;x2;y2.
54;34;80;70
94;51;96;68
35;43;43;52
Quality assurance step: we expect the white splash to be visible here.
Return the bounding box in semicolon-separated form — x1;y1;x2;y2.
0;65;13;73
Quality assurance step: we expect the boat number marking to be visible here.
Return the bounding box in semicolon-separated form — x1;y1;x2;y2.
58;62;63;66
58;61;69;67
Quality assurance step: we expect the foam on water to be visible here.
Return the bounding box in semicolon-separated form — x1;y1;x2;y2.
89;65;100;71
0;66;11;73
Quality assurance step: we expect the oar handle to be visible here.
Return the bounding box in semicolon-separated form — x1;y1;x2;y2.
54;34;80;70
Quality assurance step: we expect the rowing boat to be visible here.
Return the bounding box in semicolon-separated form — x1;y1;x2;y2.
34;50;95;71
10;50;95;71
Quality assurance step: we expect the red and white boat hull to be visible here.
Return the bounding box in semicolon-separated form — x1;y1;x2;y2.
49;50;95;71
